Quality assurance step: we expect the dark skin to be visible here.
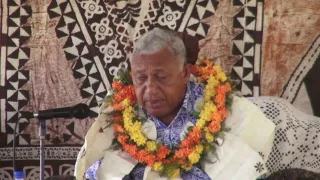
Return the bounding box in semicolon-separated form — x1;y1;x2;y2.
131;47;191;126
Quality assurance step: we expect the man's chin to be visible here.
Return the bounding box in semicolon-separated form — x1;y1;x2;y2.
145;108;166;118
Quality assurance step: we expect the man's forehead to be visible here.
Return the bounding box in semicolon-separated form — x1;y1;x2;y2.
132;67;167;73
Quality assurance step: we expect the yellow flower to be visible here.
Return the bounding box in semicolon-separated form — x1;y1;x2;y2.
168;168;180;178
199;102;215;122
196;118;206;128
123;107;134;130
132;133;147;146
146;141;157;152
188;151;200;164
213;66;222;73
208;76;219;88
195;145;204;153
121;99;130;107
217;72;227;82
127;121;147;146
153;162;164;172
206;132;214;143
131;121;142;130
204;90;212;102
204;76;219;101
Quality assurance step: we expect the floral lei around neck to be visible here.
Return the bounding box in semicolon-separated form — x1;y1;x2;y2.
103;57;234;178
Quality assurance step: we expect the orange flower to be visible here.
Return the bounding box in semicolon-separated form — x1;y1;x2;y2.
223;83;231;93
180;138;192;148
117;135;129;144
208;120;221;133
218;107;228;119
113;104;123;111
113;94;124;103
114;124;125;133
137;150;149;163
146;154;156;167
204;60;213;67
174;147;193;159
157;146;170;160
126;86;137;104
211;112;222;123
112;81;123;91
123;143;130;151
127;144;139;158
216;84;231;96
113;115;122;121
214;93;225;108
174;149;185;159
189;127;202;142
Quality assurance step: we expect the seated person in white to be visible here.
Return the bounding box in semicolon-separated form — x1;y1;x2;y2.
74;28;276;180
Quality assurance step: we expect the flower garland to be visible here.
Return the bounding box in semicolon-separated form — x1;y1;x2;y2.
104;57;233;178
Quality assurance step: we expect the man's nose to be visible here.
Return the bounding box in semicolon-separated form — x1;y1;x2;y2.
145;78;159;94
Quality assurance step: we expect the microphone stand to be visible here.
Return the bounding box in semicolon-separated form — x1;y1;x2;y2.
39;118;46;180
20;103;90;180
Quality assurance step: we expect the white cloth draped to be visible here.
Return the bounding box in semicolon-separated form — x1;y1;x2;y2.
75;96;275;180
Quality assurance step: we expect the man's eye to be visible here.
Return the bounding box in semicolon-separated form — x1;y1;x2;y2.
157;76;166;80
137;76;147;81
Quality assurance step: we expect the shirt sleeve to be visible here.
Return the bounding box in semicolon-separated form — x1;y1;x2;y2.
86;159;102;180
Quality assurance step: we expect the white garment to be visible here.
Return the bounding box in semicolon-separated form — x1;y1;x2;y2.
248;97;320;176
74;96;275;180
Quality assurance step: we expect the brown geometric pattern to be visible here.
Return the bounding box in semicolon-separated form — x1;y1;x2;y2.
0;0;219;179
231;0;264;97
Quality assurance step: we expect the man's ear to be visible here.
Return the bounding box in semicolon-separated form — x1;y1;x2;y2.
182;64;192;83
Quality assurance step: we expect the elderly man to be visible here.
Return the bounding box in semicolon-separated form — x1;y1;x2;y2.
75;28;275;180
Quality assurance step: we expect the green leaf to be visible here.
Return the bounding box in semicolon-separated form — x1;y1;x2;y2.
109;138;122;151
117;68;133;85
187;126;193;132
160;163;181;178
192;111;200;118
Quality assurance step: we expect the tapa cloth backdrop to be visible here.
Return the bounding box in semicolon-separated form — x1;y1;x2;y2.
0;0;319;179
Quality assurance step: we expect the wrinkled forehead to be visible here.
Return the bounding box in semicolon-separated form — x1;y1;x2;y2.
130;50;181;73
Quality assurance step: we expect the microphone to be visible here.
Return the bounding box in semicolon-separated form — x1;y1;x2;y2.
21;103;90;120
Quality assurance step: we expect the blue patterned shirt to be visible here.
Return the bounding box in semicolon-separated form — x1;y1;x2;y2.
86;81;211;180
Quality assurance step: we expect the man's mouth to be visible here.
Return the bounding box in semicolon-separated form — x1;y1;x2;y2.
145;100;163;108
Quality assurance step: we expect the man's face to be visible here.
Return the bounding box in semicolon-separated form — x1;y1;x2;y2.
131;48;190;120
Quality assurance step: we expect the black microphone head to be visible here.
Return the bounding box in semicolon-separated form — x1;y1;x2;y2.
73;103;90;119
20;111;34;119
